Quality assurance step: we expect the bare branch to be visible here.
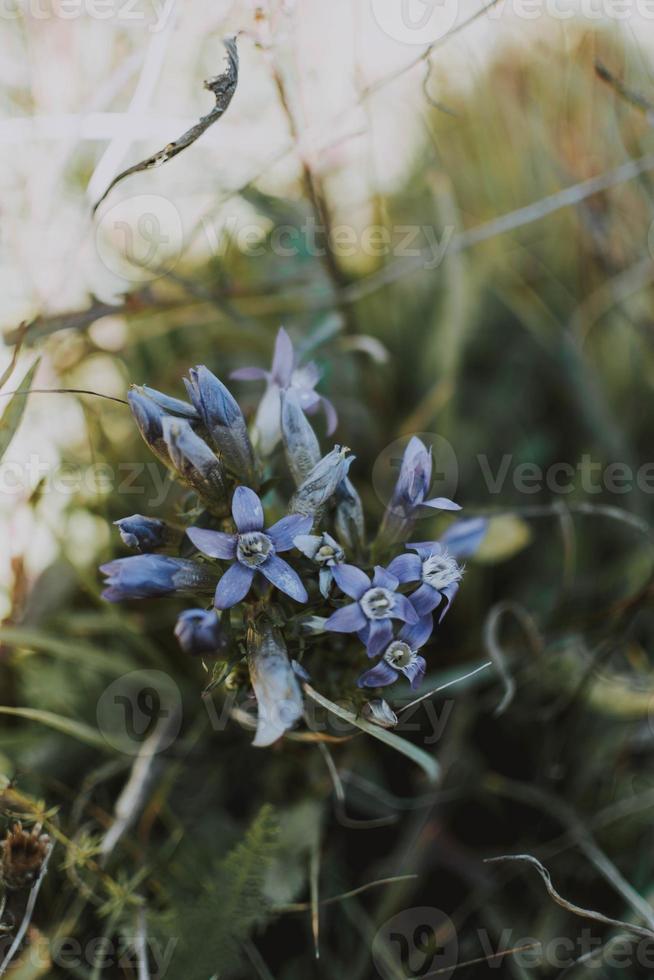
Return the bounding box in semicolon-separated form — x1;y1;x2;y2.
92;36;239;214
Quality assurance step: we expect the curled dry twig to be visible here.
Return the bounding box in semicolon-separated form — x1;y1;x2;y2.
92;36;239;214
484;853;654;942
483;602;542;716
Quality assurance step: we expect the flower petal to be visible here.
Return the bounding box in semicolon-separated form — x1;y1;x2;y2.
399;614;434;650
357;661;399;689
232;485;264;533
437;581;460;622
332;563;370;600
440;517;489;558
366;618;393;658
254;383;283;456
372;565;399;591
267;514;313;552
272;327;295;388
409;582;441;617
408;540;444;560
402;655;427;690
386;551;422;583
230;366;269;382
186;527;237;559
318;567;333;598
325;602;367;633
422;497;462;512
214;562;255;609
293;534;322;559
393;593;420;624
320;396;338;435
259;554;308;603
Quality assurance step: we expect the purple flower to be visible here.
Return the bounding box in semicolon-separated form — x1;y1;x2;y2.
388;543;463;620
357;616;433;691
186;486;312;609
114;515;170;552
184;366;257;484
294;531;345;597
100;555;216;602
389;436;460;519
127;385;198;468
439;517;489;558
174;608;226;656
324;563;419;658
231;327;337;455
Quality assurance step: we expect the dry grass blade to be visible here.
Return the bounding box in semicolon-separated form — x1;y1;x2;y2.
595;61;654;121
484;854;654;941
92;36;239;213
0;841;54;978
483;603;541;716
275;874;418;913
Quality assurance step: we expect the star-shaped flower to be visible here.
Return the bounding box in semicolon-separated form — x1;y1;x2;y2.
294;531;345;597
186;486;312;609
387;518;488;619
324;563;418;658
357;615;433;690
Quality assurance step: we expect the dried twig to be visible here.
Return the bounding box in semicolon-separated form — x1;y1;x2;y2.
483;603;541;716
275;874;418;913
0;840;54;977
595;61;654;122
92;36;239;213
484;853;654;942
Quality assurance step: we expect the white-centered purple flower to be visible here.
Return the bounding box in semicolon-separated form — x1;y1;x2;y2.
357;615;433;690
388;543;462;620
294;531;345;597
100;555;216;602
186;486;312;609
231;327;337;455
325;563;419;658
387;517;488;619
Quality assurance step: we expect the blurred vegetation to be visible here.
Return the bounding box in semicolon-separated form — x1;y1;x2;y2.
2;22;654;979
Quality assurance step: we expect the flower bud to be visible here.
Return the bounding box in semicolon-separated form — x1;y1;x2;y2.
100;555;217;602
280;388;320;486
334;477;365;550
161;416;228;512
289;445;354;522
246;620;303;747
127;387;171;465
174;608;226;656
361;698;398;729
185;366;257;484
141;385;198;419
114;515;176;552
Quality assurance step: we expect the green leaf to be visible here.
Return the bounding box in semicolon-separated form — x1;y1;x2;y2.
0;706;109;751
0;626;135;676
0;358;40;462
303;683;440;783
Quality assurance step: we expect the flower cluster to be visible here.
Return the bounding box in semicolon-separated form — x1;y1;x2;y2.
101;328;487;746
